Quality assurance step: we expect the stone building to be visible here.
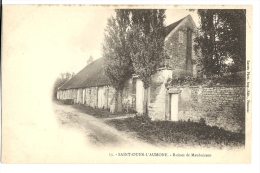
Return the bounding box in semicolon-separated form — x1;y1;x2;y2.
57;14;198;116
57;15;245;133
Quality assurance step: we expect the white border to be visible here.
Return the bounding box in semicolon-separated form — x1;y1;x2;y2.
1;0;259;173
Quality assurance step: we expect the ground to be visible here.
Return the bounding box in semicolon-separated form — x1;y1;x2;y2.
54;101;244;149
54;102;152;148
2;100;246;163
2;101;153;163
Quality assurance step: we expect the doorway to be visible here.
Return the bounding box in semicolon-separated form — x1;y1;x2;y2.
170;93;179;121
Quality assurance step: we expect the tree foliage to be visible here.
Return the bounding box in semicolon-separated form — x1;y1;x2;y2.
102;9;166;114
103;9;134;91
53;72;74;99
128;9;166;89
102;10;134;112
194;9;246;76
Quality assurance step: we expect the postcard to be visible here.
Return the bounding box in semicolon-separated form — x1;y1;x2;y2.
2;4;252;164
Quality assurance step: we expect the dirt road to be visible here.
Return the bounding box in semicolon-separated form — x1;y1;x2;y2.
3;101;155;163
54;102;152;148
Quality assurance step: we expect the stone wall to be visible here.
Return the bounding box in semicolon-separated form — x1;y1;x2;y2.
166;85;245;133
83;86;116;109
122;78;135;111
78;88;83;104
149;70;172;120
57;81;133;113
57;78;134;113
103;86;109;110
107;87;116;112
109;78;135;113
85;87;97;107
72;89;77;103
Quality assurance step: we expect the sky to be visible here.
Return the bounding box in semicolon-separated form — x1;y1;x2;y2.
3;6;199;77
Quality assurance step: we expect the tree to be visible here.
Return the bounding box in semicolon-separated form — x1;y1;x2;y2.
194;9;246;76
128;9;166;114
102;9;134;112
53;72;73;99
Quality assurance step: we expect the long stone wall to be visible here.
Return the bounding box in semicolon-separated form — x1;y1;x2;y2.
57;78;134;113
85;87;98;108
166;85;245;133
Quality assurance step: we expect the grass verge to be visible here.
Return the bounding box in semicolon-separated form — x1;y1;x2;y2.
71;104;118;118
55;100;245;148
106;116;245;148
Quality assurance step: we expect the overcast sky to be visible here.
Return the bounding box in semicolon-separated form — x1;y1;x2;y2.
3;5;199;79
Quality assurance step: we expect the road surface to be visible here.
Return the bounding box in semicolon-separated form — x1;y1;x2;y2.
54;102;152;148
3;101;155;163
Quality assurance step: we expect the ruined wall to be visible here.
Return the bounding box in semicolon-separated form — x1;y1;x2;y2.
167;85;245;133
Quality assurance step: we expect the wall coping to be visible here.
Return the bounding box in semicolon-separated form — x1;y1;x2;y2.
167;89;182;94
157;67;173;71
167;85;245;89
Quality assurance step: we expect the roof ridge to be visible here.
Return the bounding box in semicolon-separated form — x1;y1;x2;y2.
164;15;187;37
59;58;110;90
165;15;187;27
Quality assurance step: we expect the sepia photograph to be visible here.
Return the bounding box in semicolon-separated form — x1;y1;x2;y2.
2;4;253;165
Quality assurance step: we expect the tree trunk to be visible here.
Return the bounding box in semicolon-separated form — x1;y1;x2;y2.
143;87;149;116
117;89;123;113
114;89;123;113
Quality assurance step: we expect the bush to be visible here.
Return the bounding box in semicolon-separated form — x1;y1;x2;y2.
199;118;206;125
167;74;245;87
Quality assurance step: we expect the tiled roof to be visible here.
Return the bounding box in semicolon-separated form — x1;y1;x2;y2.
165;16;185;36
59;58;111;90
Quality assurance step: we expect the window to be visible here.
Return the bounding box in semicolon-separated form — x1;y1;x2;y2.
178;31;183;43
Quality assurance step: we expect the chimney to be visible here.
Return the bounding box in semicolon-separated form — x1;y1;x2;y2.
87;55;93;65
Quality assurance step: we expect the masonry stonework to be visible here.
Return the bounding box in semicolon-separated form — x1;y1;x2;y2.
166;85;245;133
149;70;172;120
108;87;116;112
164;17;197;78
122;78;135;111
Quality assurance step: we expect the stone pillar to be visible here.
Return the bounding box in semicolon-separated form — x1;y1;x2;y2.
162;69;173;82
